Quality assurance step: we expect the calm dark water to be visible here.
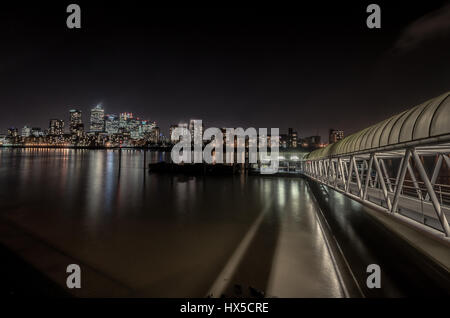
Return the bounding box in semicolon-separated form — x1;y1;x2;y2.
0;148;341;297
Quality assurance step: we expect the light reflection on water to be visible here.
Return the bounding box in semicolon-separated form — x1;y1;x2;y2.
0;148;341;297
0;148;275;249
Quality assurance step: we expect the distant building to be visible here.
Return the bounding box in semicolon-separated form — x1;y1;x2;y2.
90;104;105;133
170;122;190;143
169;125;178;143
69;109;84;136
119;112;133;129
7;127;18;138
48;119;64;136
105;114;120;134
141;120;156;138
21;126;31;137
149;126;160;144
288;128;298;148
31;127;43;137
305;135;321;148
329;129;344;144
189;119;203;143
279;134;288;148
128;118;141;139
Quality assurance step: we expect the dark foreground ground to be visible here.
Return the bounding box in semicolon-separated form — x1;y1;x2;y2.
0;242;69;297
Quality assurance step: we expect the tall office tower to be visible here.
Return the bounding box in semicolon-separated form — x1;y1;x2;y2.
146;126;160;144
90;104;105;133
69;109;84;136
288;128;298;148
329;129;344;144
141;120;156;137
49;119;65;136
128;118;141;139
21;126;31;137
105;114;120;134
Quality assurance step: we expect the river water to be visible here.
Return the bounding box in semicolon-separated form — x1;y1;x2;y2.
0;148;342;297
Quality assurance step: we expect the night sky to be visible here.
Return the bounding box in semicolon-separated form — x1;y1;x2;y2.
1;1;450;139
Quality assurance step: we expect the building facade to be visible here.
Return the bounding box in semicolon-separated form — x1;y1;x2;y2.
105;114;120;134
288;128;298;148
69;109;84;136
329;129;344;144
48;119;65;136
90;105;105;133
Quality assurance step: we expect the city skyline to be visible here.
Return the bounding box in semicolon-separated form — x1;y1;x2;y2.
1;103;329;149
1;3;450;141
0;101;325;141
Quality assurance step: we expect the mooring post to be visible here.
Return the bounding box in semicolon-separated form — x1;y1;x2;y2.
143;149;147;169
117;147;122;177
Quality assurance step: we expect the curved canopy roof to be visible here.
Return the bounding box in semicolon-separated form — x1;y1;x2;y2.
307;91;450;160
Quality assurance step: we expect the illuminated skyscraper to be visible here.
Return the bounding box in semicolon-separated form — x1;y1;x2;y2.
128;118;141;139
69;109;84;136
90;104;105;133
49;119;65;136
21;126;31;137
105;114;119;134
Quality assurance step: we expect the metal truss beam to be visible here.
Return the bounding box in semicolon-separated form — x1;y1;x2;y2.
302;146;450;237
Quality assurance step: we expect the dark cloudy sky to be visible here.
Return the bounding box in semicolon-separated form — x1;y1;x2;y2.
1;1;449;139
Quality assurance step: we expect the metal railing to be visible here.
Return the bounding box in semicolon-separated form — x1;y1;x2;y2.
301;147;450;237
